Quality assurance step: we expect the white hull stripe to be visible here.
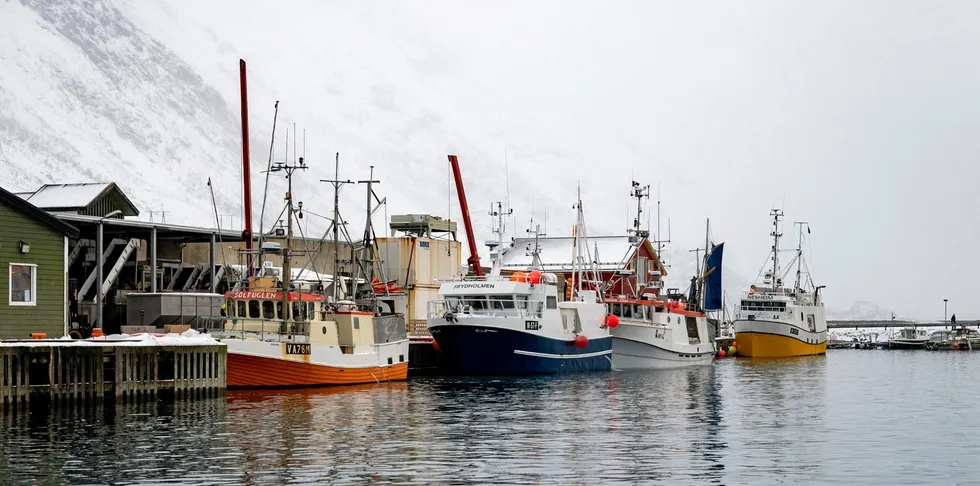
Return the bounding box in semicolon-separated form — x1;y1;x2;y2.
514;349;613;359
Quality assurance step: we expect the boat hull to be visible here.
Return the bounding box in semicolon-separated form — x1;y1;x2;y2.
429;324;612;375
219;339;410;388
734;319;826;357
888;339;928;349
226;352;408;387
611;336;714;369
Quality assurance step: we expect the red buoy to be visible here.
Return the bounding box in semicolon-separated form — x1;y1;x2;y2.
528;270;543;284
574;334;589;349
732;341;737;348
606;315;620;329
432;340;441;352
718;349;727;358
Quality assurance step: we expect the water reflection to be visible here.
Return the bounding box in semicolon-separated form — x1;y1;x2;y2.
1;351;978;484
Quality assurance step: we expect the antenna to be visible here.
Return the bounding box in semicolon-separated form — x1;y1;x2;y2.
320;153;355;304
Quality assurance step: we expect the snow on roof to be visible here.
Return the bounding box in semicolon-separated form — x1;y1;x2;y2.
499;236;640;273
26;182;112;209
0;329;221;347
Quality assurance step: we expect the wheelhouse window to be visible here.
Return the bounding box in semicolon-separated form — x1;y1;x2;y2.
9;264;36;306
262;301;275;319
637;257;648;285
237;301;246;318
491;295;515;310
249;300;260;319
546;296;558;309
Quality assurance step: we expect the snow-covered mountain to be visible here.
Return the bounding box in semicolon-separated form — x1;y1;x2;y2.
0;0;594;241
0;0;921;320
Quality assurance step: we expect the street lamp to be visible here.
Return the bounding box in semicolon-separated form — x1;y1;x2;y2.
96;210;123;331
944;298;948;329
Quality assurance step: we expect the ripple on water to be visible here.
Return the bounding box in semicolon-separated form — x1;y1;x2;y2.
1;350;979;484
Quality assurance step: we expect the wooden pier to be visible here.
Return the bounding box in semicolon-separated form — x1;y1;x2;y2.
0;341;225;408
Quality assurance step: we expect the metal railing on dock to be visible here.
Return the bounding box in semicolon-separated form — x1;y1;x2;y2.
0;342;226;409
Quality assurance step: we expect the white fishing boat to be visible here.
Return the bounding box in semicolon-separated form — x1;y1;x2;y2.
887;327;929;349
426;189;612;374
605;182;717;369
734;210;828;357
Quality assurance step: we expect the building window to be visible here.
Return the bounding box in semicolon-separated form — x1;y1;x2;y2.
637;257;648;285
9;264;37;306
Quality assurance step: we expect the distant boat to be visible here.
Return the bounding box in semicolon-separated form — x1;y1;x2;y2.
888;327;929;349
734;210;828;357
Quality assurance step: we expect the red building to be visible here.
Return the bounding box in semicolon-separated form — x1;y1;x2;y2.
498;235;666;298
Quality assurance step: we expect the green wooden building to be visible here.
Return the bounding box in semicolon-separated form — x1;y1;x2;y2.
0;186;79;339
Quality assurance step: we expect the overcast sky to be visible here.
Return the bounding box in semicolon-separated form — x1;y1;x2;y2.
93;1;980;319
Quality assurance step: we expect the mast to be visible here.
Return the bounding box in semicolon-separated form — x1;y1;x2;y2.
488;201;512;275
794;221;808;292
271;156;307;316
629;181;650;297
320;153;353;304
239;59;254;276
770;209;784;290
358;166;385;312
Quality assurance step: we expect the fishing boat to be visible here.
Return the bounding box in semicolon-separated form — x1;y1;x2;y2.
207;121;409;386
734;210;827;357
426;188;612;374
888;327;930;349
605;182;717;369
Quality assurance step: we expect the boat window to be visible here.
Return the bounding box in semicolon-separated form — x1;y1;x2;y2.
686;316;700;343
515;296;528;311
354;317;360;329
610;303;621;317
464;298;487;310
623;305;633;318
262;301;274;319
634;305;643;319
237;301;246;318
807;315;816;331
248;300;260;319
491;296;515;310
276;301;285;320
645;306;652;321
546;296;558;309
308;303;315;320
293;302;303;321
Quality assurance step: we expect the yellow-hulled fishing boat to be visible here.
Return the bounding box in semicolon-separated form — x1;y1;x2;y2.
734;209;827;357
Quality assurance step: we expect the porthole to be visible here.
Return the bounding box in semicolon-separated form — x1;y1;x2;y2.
322;326;327;335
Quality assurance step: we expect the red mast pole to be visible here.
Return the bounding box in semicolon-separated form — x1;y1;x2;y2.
239;59;254;275
448;155;483;276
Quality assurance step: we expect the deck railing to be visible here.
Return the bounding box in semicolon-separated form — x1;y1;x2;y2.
198;316;311;343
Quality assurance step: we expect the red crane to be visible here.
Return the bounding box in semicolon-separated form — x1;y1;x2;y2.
240;59;254;275
448;155;483;276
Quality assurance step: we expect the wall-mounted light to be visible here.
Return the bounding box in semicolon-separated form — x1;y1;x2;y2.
19;240;30;254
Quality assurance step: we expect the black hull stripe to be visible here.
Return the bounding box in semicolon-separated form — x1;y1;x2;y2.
735;319;826;335
735;330;827;346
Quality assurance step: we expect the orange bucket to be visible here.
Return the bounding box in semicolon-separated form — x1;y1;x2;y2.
30;333;46;339
91;328;104;337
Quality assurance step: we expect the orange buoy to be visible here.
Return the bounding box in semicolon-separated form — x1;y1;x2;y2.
528;270;543;284
510;271;527;282
574;334;589;349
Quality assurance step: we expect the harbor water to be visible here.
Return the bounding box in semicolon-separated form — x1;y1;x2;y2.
1;350;978;485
